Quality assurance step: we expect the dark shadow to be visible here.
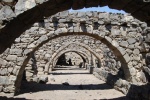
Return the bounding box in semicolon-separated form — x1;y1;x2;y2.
38;19;45;28
53;65;87;71
54;66;73;68
50;72;90;75
56;54;68;66
31;53;38;74
19;81;113;95
52;68;86;71
126;83;150;100
100;96;129;100
0;96;26;100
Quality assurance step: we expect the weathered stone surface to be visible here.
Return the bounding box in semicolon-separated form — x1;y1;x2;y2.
0;9;149;99
0;76;9;85
3;86;15;93
120;41;129;48
6;55;17;61
0;68;8;75
0;58;7;66
112;40;119;47
127;38;136;44
133;49;140;55
0;6;16;20
124;53;130;63
10;49;22;55
15;0;36;15
8;67;13;73
0;86;2;92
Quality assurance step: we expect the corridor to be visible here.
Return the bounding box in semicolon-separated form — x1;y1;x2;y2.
14;66;128;100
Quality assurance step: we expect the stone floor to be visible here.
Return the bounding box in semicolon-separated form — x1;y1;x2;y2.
14;66;128;100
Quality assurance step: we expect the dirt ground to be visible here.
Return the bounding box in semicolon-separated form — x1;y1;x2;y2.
14;66;128;100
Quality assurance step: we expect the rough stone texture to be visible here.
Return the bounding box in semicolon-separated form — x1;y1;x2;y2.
0;11;149;100
0;0;150;54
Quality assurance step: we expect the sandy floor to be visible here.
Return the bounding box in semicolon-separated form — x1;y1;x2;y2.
14;66;128;100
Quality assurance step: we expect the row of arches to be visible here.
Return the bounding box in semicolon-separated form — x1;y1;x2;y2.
0;6;149;99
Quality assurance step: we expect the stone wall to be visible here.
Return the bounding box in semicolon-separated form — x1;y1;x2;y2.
0;11;149;99
1;0;150;30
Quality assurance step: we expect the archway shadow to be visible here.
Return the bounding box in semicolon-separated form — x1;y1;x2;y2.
19;81;115;94
0;96;26;100
51;72;90;75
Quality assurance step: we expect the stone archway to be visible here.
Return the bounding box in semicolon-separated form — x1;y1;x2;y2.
48;49;91;73
50;44;101;70
0;11;148;97
0;0;150;54
53;50;89;68
50;42;103;68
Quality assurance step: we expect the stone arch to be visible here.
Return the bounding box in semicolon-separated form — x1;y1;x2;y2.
50;42;103;66
0;0;150;54
0;11;148;96
2;31;142;95
53;50;90;68
50;43;102;69
12;31;129;95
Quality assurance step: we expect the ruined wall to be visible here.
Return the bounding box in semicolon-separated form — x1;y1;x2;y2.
0;11;149;99
1;0;150;30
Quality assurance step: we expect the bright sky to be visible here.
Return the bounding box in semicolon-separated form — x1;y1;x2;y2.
69;6;126;14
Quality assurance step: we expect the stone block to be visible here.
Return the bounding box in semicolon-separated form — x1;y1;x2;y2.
0;76;10;85
9;75;16;82
35;0;46;4
129;67;136;76
111;29;121;36
0;68;8;75
124;53;130;63
105;36;112;43
38;72;44;75
133;49;140;55
128;44;135;49
127;38;136;44
32;77;39;82
3;86;15;93
120;41;129;48
118;47;126;55
59;19;67;23
17;57;25;62
6;55;17;61
12;67;19;75
77;12;86;17
38;68;44;72
86;11;93;17
10;49;22;55
112;40;119;47
0;58;7;66
15;0;36;15
136;71;147;83
26;71;33;77
27;43;36;49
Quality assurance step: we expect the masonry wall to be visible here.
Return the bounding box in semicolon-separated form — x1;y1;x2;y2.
0;5;150;99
